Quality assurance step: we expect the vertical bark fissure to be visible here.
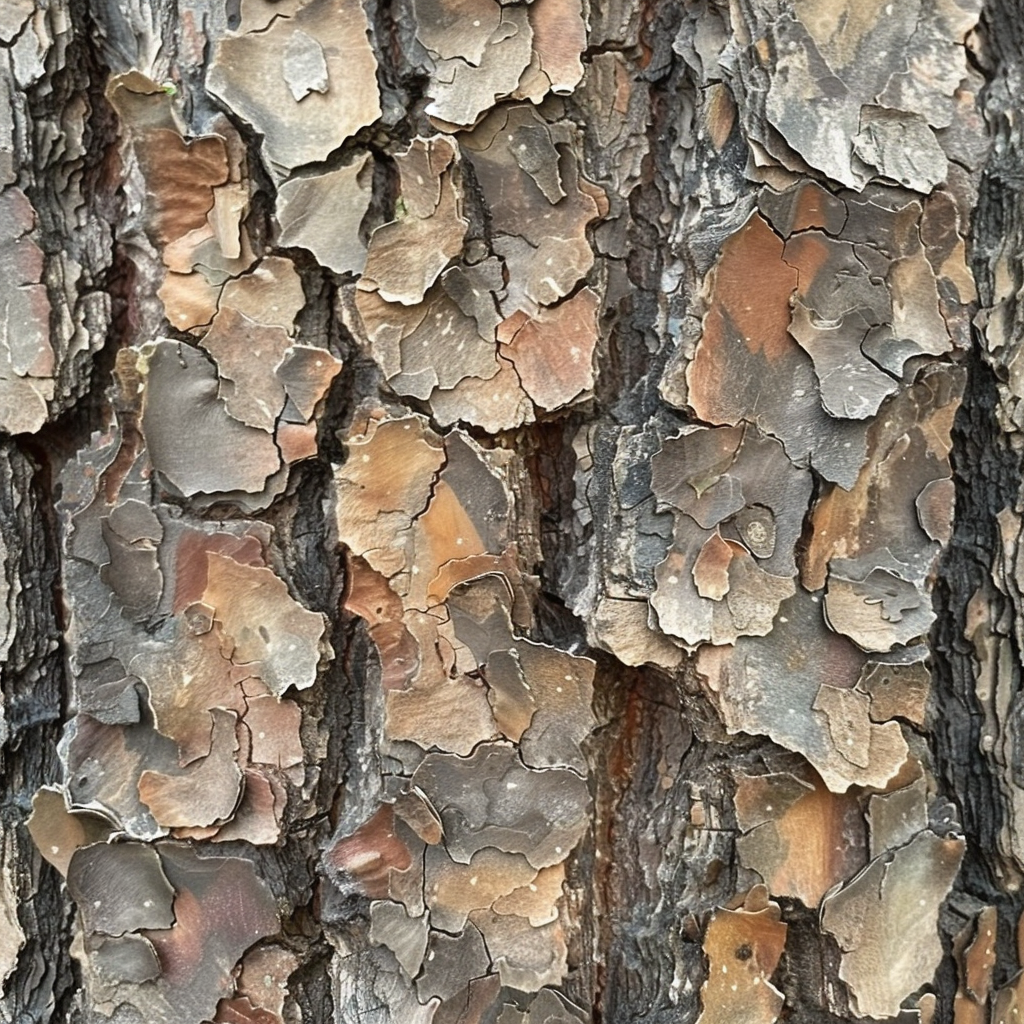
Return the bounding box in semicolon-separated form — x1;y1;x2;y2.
1;444;78;1022
931;0;1024;1009
2;1;128;1018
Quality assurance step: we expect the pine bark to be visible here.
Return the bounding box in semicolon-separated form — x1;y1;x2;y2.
0;1;1021;1023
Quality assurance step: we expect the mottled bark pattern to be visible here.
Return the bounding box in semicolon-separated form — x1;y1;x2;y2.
0;0;1020;1022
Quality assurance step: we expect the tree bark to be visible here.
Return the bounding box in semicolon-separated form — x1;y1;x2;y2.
0;0;1020;1022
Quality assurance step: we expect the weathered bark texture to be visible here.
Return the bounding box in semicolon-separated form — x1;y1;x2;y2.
0;0;1021;1022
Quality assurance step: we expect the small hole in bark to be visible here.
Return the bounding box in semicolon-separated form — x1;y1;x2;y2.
735;944;753;961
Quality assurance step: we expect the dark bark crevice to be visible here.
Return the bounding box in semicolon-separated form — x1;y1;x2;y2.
929;0;1024;1014
0;443;78;1023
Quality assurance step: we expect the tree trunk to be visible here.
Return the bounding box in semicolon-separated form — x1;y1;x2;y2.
1;0;1021;1022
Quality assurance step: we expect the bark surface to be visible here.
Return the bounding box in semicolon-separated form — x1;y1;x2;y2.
0;0;1021;1022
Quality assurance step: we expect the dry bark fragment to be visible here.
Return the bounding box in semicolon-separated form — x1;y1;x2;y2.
107;72;257;334
0;0;32;43
428;356;536;433
734;768;867;907
343;554;422;693
158;271;222;333
650;425;811;646
334;414;445;585
140;846;279;1024
0;186;54;434
237;946;299;1020
417;923;490;1003
370;900;430;980
202;552;327;696
953;906;997;1024
859;648;932;727
394;790;444;847
167;526;268;614
679;178;963;501
787;300;898;420
471;909;568;991
498;288;600;411
282;28;329;101
491;863;564;925
432;976;504;1024
346;106;606;429
462;106;604;311
433;570;517;665
783;221;950;389
425;845;537;933
207;0;381;176
357;286;498;403
27;787;112;876
853;108;949;193
64;714;181;840
213;995;283;1023
200;311;292;431
757;181;847;235
67;845;278;1023
107;72;238;257
138;708;243;829
407;431;513;611
410;743;590;869
514;640;595;773
441;259;505;336
100;498;164;621
821;831;965;1019
522;0;586;96
823;566;932;653
131;129;229;249
323;805;416;902
211;769;287;845
139;341;282;500
807;365;964;651
868;774;929;858
275;344;342;420
423;8;533;129
696;887;787;1024
360;137;467;306
493;990;587;1024
67;841;176;936
131;622;251;765
588;596;685;669
385;667;498;755
698;589;908;792
243;694;303;770
413;0;501;64
220;256;307;331
89;934;161;986
681;212;870;488
447;575;535;740
756;0;978;189
276;154;374;275
339;423;532;753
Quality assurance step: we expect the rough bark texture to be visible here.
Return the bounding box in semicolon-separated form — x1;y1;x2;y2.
1;0;1022;1022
